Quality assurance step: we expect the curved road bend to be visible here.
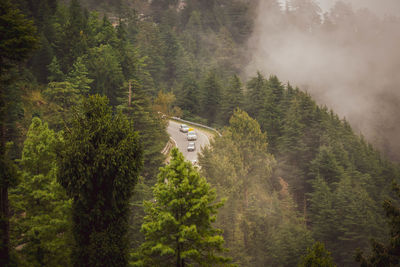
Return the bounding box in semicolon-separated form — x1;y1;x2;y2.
167;120;210;162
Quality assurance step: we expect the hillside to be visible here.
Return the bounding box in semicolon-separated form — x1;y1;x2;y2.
1;0;400;266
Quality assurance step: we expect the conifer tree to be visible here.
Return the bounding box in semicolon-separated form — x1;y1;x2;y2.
63;0;87;68
0;1;38;264
117;85;168;250
133;148;230;267
299;242;336;267
176;74;200;115
42;81;82;129
66;56;93;95
86;44;124;106
219;74;243;125
201;71;221;125
356;182;400;266
245;72;266;119
57;95;143;267
10;117;71;266
47;56;65;82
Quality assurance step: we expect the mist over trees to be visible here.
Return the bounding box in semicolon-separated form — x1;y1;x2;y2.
1;0;400;266
247;0;400;161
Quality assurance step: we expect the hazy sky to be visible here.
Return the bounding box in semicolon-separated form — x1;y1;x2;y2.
278;0;400;16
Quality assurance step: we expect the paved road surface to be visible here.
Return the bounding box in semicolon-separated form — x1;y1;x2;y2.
167;120;210;162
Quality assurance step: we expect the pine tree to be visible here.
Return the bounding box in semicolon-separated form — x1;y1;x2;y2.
63;0;87;68
356;182;400;266
299;242;336;267
133;148;230;267
201;71;221;125
176;74;200;115
245;72;266;119
308;176;338;249
199;109;279;265
66;56;93;95
0;1;38;264
218;74;243;125
86;44;125;106
10;117;71;266
47;56;65;82
42;81;82;129
57;95;143;267
117;85;168;250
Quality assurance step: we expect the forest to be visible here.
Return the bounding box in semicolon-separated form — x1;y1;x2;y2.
1;0;400;266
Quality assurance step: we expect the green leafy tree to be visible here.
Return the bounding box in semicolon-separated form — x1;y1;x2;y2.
133;148;230;267
299;242;336;267
153;90;176;116
57;95;143;267
0;1;38;265
10;117;71;266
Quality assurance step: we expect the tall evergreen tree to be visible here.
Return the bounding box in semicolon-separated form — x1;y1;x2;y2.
201;71;221;125
299;242;336;267
0;1;37;265
356;182;400;266
47;56;65;82
86;44;124;106
10;117;71;266
245;72;266;119
219;74;243;125
57;95;143;267
133;148;230;266
176;74;200;115
66;56;93;95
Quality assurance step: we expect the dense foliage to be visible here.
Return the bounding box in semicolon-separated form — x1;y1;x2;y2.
10;117;71;266
2;0;400;266
57;95;143;266
133;148;229;266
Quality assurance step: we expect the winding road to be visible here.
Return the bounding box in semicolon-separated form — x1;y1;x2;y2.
167;120;210;163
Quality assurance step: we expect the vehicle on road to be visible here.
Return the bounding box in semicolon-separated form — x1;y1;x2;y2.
187;131;197;141
180;124;189;133
187;142;196;151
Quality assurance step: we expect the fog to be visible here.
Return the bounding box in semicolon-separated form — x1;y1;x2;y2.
279;0;400;16
246;0;400;160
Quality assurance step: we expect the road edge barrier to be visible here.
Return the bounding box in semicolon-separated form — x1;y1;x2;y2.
161;137;177;156
171;117;222;137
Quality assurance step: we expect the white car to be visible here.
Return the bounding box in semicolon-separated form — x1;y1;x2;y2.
187;131;197;141
187;142;196;152
179;124;189;133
